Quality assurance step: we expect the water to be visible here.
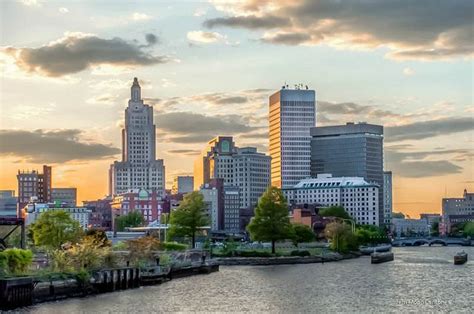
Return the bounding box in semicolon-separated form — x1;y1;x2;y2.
29;247;473;313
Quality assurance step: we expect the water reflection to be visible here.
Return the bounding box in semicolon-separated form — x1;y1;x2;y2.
29;247;473;313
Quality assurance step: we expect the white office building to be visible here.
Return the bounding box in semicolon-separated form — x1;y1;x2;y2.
23;202;91;230
282;174;379;226
172;176;194;194
109;78;165;198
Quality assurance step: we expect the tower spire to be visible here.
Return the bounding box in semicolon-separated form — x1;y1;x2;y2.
131;77;141;101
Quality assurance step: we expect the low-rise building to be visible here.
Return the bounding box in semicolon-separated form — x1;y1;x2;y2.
83;198;112;230
283;174;380;226
52;188;77;207
22;201;91;230
0;190;17;217
110;189;162;225
441;189;474;235
391;218;430;237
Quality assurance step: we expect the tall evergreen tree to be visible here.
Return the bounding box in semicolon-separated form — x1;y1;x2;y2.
247;187;293;254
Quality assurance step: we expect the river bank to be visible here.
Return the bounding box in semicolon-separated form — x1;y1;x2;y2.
0;263;219;311
26;247;474;313
216;252;360;266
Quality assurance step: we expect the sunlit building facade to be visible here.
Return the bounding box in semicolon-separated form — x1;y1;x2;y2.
109;78;165;198
310;122;384;226
269;87;315;189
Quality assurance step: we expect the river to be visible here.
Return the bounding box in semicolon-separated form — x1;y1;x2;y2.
28;247;473;313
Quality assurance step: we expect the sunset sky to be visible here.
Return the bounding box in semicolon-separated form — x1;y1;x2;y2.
0;0;473;218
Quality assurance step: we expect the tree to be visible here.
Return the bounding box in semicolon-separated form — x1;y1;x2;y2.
84;229;111;248
116;211;144;231
392;212;405;219
319;206;352;220
292;224;315;247
431;222;440;236
247;187;293;254
463;222;474;237
168;192;209;248
29;210;83;250
324;222;358;253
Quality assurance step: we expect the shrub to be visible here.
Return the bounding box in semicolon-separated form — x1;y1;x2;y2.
290;250;311;257
1;248;33;275
161;242;187;251
238;251;272;257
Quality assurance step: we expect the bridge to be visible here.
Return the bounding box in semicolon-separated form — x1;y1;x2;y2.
392;237;471;247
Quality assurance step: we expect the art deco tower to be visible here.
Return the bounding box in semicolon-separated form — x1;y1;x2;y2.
109;78;165;197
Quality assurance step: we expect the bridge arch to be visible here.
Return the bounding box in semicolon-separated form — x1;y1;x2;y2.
412;239;429;246
428;239;447;246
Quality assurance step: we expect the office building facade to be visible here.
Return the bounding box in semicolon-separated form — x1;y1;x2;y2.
194;136;270;210
0;190;17;217
110;189;162;225
383;171;392;226
310;122;384;225
109;78;165;198
282;174;380;226
440;189;474;235
269;87;315;189
172;176;194;194
17;165;52;214
52;188;77;207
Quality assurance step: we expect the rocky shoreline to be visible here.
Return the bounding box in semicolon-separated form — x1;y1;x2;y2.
215;252;361;266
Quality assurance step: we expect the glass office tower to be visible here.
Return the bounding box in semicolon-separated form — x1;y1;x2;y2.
310;122;384;226
269;87;316;189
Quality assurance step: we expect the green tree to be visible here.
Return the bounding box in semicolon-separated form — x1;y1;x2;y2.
0;248;33;275
392;212;405;219
247;187;293;254
324;222;358;253
463;222;474;237
168;192;209;248
29;210;83;250
291;224;315;247
84;229;111;248
116;211;144;231
431;222;440;236
319;206;352;220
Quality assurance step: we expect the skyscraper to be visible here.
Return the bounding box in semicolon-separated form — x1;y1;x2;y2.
310;122;384;225
194;136;270;209
269;87;316;189
109;78;165;198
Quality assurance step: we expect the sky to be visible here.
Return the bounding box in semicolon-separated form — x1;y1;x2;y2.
0;0;473;218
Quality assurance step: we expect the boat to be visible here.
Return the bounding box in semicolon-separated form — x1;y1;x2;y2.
371;252;394;264
360;244;392;255
454;251;468;265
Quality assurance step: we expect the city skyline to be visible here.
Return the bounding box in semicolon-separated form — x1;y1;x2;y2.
0;0;473;217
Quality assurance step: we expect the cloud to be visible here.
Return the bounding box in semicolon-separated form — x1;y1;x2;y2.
0;129;120;163
18;0;42;6
204;15;290;29
385;146;467;178
167;149;201;156
385;117;474;142
403;67;415;76
131;12;152;21
145;33;159;46
156;112;255;135
59;7;69;14
187;31;227;44
2;32;168;77
205;0;474;60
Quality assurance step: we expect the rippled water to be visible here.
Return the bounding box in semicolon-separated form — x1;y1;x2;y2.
29;247;473;313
